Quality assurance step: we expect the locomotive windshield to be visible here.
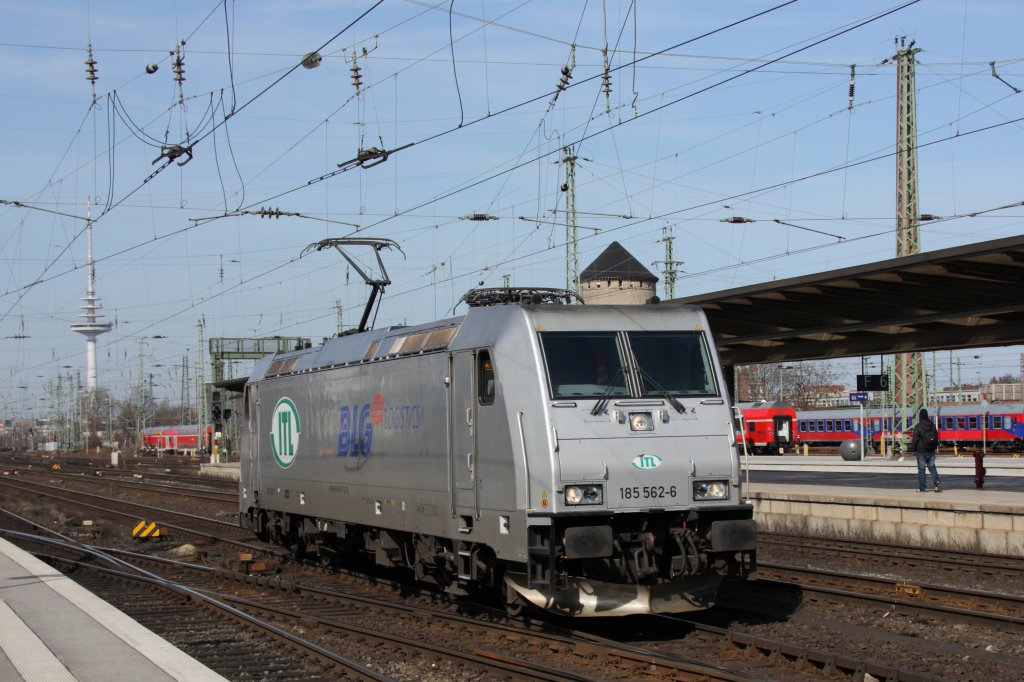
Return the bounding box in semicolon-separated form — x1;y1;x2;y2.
628;331;717;397
539;330;717;399
540;332;628;399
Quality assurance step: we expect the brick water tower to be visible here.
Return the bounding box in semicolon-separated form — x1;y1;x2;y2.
579;241;659;305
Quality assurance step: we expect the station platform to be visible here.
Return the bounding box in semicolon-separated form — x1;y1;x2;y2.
743;455;1024;556
200;461;240;480
0;537;226;682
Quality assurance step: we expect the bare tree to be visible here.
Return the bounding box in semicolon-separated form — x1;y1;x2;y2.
152;401;183;427
737;361;841;408
77;387;116;451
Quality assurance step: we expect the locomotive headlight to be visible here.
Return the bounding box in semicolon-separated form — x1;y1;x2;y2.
693;480;730;501
564;484;603;505
629;412;654;432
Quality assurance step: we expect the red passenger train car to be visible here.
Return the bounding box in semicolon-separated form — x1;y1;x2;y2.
140;425;210;455
736;401;797;455
792;404;1024;452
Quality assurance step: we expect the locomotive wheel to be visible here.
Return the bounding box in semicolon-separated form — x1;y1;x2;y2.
254;513;270;542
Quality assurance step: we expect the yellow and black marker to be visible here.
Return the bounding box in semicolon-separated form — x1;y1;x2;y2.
131;520;162;540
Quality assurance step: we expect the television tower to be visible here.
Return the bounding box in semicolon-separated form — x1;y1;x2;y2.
69;198;113;390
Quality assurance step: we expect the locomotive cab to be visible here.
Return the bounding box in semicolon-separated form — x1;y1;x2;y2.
500;304;756;615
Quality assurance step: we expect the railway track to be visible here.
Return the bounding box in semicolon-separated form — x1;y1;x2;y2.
756;561;1024;629
0;481;888;680
3;463;1023;680
761;532;1024;592
0;512;766;681
2;534;395;680
12;467;238;503
0;475;263;560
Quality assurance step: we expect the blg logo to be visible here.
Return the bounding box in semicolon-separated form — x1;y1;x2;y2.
338;399;377;457
270;397;301;468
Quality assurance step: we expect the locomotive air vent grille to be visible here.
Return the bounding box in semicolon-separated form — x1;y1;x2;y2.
363;339;381;360
388;325;460;356
266;356;300;377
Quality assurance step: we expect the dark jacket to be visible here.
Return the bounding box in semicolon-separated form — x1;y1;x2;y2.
912;417;939;453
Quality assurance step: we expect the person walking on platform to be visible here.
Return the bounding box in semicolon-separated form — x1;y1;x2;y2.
912;408;941;492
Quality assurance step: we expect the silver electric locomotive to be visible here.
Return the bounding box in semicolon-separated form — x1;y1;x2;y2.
239;287;756;616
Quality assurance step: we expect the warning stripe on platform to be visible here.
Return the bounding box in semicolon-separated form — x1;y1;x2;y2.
132;520;160;539
0;598;76;681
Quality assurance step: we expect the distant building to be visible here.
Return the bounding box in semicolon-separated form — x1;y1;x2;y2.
984;383;1023;402
735;368;752;401
928;382;1021;404
579;241;659;305
804;384;848;408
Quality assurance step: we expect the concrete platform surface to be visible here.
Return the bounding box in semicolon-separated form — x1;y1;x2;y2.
742;457;1024;555
742;452;1024;477
0;537;226;682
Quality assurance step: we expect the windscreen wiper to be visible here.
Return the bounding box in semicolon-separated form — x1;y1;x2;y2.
590;367;624;416
634;366;686;414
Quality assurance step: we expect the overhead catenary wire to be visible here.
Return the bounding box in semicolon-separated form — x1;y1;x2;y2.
6;0;1022;395
288;0;923;240
93;0;386;220
10;109;1020;353
2;0;987;321
0;1;386;327
223;0;811;222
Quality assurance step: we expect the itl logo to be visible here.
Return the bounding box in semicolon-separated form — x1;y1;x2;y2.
631;453;663;470
270;397;301;468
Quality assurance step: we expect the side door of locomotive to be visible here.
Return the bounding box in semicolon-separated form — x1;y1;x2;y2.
449;350;479;518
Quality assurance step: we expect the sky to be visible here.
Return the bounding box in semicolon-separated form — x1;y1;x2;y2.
2;0;1023;417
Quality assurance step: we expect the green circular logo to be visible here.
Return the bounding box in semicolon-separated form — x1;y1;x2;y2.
269;397;301;468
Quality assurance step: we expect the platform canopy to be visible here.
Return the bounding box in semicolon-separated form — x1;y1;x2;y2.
675;234;1024;366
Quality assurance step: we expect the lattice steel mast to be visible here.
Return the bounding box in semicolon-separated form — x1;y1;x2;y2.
654;226;683;300
562;146;579;292
893;37;927;431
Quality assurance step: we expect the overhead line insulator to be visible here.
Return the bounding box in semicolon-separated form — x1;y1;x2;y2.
848;64;856;110
557;65;572;93
601;47;612;114
350;62;362;93
85;44;98;83
85;43;99;106
172;44;185;84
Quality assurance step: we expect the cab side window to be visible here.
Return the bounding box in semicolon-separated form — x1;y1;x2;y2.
478;351;495;405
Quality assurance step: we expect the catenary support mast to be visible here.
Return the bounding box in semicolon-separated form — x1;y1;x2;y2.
893;37;926;438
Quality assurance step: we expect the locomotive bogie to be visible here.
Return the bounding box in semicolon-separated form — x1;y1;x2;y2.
239;300;757;616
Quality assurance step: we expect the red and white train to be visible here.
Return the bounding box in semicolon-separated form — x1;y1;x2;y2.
739;403;1024;453
140;425;211;455
736;401;797;455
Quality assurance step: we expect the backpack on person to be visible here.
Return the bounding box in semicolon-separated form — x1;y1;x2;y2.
919;420;939;452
